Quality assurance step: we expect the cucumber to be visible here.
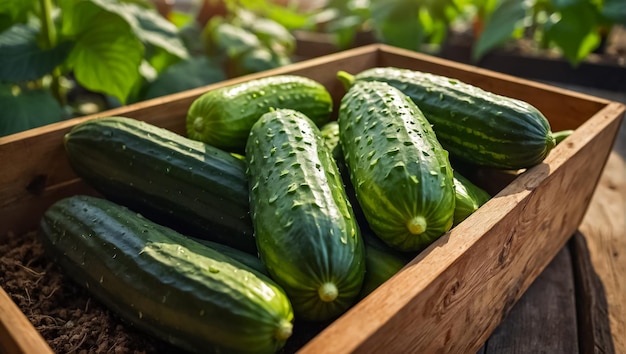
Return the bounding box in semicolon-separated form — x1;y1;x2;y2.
320;120;343;161
452;171;491;226
337;80;456;252
63;116;256;254
39;195;294;354
319;121;413;298
190;238;267;276
338;68;558;170
320;122;490;229
359;230;413;299
246;109;365;322
187;75;333;152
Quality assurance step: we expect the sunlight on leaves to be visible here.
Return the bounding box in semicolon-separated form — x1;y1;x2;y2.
65;7;143;103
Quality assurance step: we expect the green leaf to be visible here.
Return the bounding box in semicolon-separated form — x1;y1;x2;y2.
471;0;528;61
63;0;188;59
549;0;586;9
602;0;626;25
0;24;73;82
0;85;64;136
110;1;189;59
370;0;423;51
327;15;364;49
234;47;290;76
142;56;225;100
544;2;601;65
209;20;262;58
248;17;295;54
237;0;315;30
145;46;183;74
0;0;38;31
65;3;143;103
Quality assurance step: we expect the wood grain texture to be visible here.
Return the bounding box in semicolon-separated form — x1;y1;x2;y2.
572;232;615;354
577;150;626;354
0;287;53;354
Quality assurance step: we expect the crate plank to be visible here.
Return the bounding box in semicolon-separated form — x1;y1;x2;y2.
0;287;53;354
572;232;616;354
576;150;626;353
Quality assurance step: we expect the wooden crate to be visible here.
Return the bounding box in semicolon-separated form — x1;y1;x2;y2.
0;44;623;354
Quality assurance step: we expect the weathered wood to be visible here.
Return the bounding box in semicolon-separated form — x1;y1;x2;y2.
0;287;53;354
576;150;626;354
572;232;616;354
482;246;579;353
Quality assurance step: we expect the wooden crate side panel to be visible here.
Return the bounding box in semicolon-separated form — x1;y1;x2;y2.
375;45;609;132
0;287;53;354
0;180;97;241
298;104;623;354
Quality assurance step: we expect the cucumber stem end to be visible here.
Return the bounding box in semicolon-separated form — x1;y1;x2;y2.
552;129;574;145
336;71;356;90
192;117;205;134
407;216;427;235
318;282;339;302
275;319;293;341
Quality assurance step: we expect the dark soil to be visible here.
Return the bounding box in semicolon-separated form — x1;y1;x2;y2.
0;231;181;354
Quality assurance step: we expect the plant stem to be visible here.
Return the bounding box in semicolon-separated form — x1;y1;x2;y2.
40;0;56;48
40;0;66;106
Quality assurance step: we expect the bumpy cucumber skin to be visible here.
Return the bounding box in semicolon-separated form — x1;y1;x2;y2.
338;80;456;252
64;116;256;254
350;67;556;170
452;171;491;226
319;121;413;298
187;75;333;152
246;109;365;322
39;195;294;354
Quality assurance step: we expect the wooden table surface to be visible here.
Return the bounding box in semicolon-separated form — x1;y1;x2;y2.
479;84;625;353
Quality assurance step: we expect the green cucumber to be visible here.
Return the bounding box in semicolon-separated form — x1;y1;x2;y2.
338;68;558;170
63;116;256;254
337;80;456;252
246;109;365;322
39;195;293;354
190;238;267;275
320;121;413;298
320;121;490;229
359;231;413;298
187;75;333;152
452;171;491;226
320;120;343;161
